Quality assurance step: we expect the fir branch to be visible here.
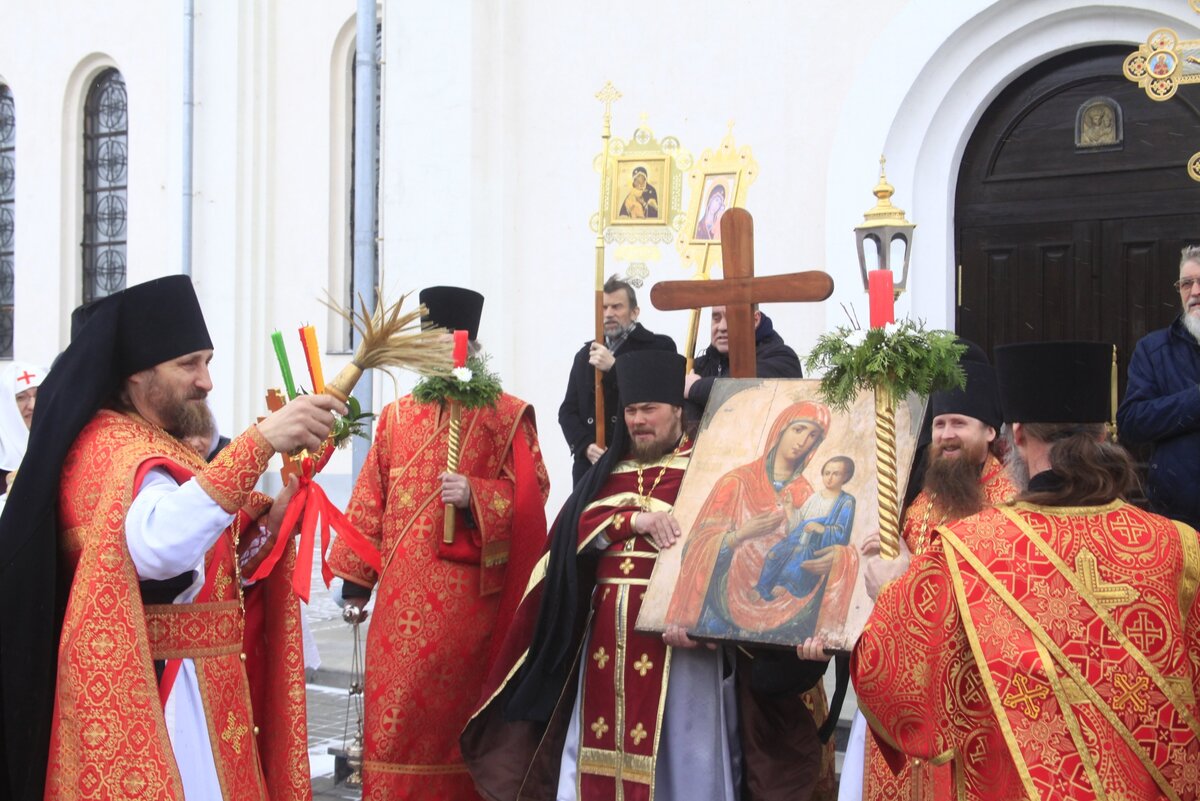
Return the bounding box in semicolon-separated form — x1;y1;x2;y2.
412;354;503;409
804;319;966;413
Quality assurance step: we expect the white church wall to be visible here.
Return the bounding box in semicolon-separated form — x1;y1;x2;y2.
0;0;362;436
376;0;907;513
2;0;1195;603
190;1;360;440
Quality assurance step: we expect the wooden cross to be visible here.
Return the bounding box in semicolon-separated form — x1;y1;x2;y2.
650;208;834;378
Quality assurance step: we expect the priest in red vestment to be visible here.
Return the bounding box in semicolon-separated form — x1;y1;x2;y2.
844;353;1018;801
853;341;1200;801
0;275;340;801
326;286;550;801
463;351;830;801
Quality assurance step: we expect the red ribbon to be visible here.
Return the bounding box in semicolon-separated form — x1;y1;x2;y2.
247;458;381;603
453;329;469;368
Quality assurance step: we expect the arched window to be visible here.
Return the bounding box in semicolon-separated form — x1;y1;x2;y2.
0;85;14;358
81;69;127;303
347;22;381;344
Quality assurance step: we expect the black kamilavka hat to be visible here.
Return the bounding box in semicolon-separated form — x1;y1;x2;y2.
419;286;484;341
994;341;1111;423
616;350;685;408
930;360;1003;432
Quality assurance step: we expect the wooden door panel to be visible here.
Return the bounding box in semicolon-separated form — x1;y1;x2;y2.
956;45;1200;436
958;223;1086;355
1100;216;1193;401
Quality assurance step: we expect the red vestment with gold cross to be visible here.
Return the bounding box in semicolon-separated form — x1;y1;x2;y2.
854;499;1200;801
326;393;549;801
864;452;1018;801
46;410;311;800
570;443;692;801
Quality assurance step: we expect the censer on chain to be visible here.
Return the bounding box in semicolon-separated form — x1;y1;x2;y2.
328;604;368;786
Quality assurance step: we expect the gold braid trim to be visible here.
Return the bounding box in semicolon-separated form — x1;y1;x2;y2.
196;426;273;513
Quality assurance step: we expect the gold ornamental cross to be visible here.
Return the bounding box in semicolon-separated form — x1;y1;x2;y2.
1124;28;1200;102
1111;673;1150;713
1074;549;1137;611
595;81;622;117
1001;673;1050;719
1124;26;1200;180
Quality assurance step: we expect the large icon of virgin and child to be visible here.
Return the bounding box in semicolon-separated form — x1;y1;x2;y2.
638;380;921;650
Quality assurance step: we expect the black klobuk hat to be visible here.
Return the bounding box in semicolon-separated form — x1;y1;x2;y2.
114;275;213;376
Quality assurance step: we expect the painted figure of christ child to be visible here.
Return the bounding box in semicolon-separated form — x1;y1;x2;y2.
756;456;856;602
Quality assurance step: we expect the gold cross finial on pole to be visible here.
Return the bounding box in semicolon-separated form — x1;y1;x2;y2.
595;81;621;120
592;81;621;446
640;111;649;127
879;154;887;177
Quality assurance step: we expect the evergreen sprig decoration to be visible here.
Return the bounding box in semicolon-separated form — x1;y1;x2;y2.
412;354;503;409
293;390;375;448
804;319;966;412
331;395;375;447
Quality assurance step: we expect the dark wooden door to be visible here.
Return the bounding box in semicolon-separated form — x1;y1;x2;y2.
956;46;1200;406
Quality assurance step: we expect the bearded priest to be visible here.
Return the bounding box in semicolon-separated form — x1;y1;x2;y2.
0;275;342;801
464;350;827;801
840;345;1018;801
851;341;1200;801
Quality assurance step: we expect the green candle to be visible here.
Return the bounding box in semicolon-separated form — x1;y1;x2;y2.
271;330;297;399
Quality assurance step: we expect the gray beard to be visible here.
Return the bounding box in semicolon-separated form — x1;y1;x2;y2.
1002;426;1030;492
605;323;635;349
1183;310;1200;343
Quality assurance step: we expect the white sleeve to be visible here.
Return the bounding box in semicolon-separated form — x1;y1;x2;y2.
126;466;237;580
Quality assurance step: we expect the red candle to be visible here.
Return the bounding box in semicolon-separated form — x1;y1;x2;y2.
453;330;469;368
868;270;895;329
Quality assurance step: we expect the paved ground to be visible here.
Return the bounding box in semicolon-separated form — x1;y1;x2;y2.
307;682;363;800
302;535;367;799
298;540;851;799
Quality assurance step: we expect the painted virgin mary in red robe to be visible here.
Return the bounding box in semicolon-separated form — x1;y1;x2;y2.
666;400;856;641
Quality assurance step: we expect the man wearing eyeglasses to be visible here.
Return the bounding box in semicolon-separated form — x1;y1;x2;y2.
1117;245;1200;530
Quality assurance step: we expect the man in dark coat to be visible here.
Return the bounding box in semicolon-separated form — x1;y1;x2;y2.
1117;244;1200;530
684;305;802;423
558;275;676;485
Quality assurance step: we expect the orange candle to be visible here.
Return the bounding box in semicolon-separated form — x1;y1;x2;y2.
299;325;325;394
